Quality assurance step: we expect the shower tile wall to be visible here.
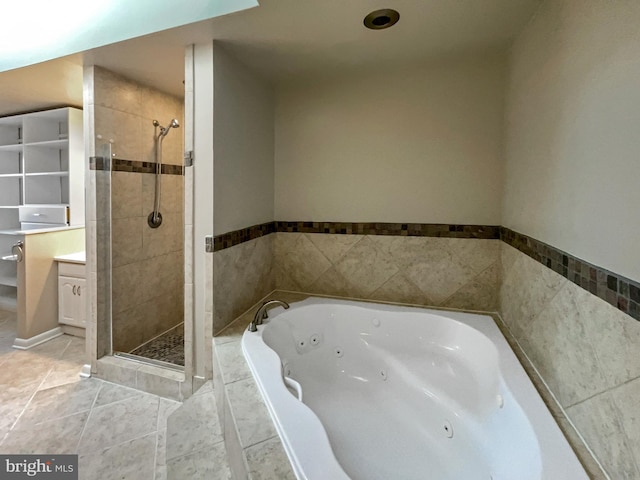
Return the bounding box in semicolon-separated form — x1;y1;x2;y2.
500;244;640;479
91;67;185;354
273;233;500;312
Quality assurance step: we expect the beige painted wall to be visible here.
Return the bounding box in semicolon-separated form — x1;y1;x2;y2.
502;0;640;282
213;43;275;235
274;53;506;225
18;228;85;340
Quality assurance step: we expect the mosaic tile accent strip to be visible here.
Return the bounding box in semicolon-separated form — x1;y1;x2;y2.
89;156;110;171
501;227;640;321
205;235;214;253
276;221;500;238
213;222;276;251
89;156;184;176
213;222;499;252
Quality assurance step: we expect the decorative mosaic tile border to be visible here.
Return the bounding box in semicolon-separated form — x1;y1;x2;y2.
275;221;500;238
89;156;110;171
212;221;499;251
501;227;640;321
212;222;276;251
89;157;184;176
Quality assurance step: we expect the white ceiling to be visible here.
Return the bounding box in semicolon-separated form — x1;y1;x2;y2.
0;0;541;116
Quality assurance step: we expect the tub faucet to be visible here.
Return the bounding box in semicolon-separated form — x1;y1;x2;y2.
248;300;290;332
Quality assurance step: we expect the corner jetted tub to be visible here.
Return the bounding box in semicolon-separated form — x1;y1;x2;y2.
241;297;588;480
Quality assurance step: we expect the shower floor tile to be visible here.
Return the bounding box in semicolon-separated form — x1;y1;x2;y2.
130;324;184;367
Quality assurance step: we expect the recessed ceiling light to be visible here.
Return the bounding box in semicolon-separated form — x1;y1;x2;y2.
363;9;400;30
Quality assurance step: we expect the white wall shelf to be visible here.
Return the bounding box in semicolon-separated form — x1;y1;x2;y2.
0;274;17;288
0;107;84;289
25;172;69;177
0;144;23;152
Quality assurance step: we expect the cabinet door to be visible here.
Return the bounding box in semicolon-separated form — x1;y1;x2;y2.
58;275;86;327
73;277;86;327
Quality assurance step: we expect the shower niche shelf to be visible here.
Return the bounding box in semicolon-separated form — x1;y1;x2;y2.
0;107;84;230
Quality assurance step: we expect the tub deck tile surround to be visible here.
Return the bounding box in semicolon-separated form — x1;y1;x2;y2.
213;292;306;480
213;291;602;480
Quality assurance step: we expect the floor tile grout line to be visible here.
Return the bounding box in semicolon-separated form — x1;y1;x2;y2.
74;380;104;452
76;384;163;456
58;336;74;360
165;437;227;465
9;364;58;432
78;427;160;457
152;399;162;480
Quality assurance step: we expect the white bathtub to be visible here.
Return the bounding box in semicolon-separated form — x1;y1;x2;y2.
242;297;588;480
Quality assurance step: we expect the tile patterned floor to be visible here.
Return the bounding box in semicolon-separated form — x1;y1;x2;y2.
130;324;185;367
0;310;231;480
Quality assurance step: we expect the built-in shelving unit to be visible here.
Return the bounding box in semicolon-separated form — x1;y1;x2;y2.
0;107;84;299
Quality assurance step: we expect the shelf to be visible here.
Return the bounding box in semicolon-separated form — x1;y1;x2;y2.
0;107;84;226
0;206;20;209
0;275;17;287
25;172;69;177
0;144;23;152
25;139;68;149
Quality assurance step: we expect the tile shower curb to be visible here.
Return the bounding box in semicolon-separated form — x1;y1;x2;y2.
213;221;639;322
94;356;190;402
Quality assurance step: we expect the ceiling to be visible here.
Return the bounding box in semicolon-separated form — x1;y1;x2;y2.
0;0;541;116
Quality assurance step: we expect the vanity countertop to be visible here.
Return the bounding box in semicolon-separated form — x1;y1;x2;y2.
54;252;86;264
0;225;85;236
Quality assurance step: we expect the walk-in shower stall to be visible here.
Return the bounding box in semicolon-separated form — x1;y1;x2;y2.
90;66;186;368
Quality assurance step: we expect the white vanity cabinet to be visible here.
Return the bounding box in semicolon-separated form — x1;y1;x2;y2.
56;254;86;336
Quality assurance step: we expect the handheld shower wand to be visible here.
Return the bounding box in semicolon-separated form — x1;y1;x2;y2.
148;119;180;228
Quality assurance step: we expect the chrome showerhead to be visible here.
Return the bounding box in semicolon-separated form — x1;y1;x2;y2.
154;118;180;138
